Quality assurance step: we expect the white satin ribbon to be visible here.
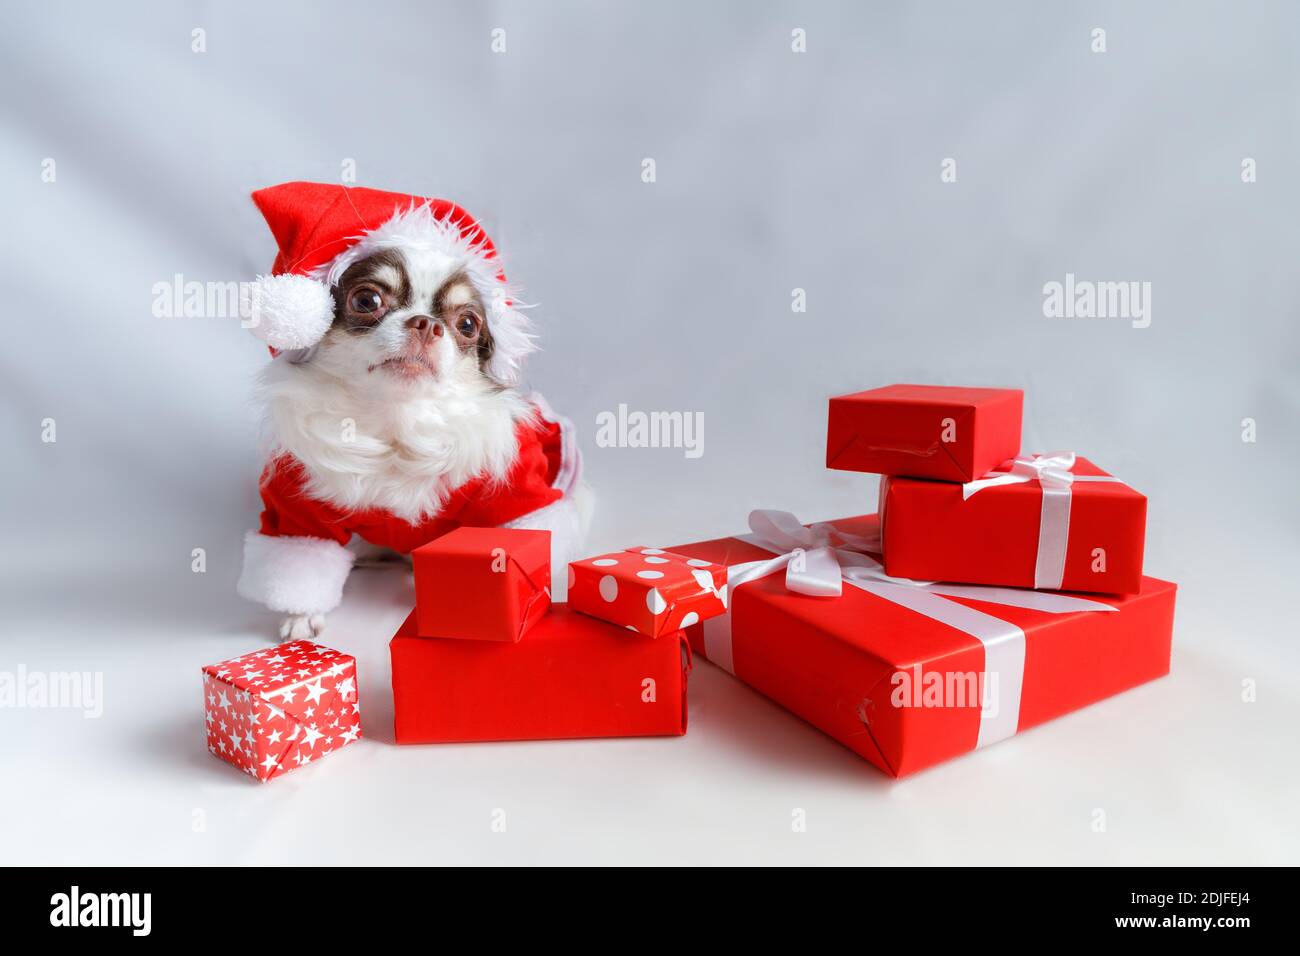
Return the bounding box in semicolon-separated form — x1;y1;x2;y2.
961;451;1124;590
699;509;1116;748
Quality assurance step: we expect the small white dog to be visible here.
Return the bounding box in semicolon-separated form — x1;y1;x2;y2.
235;183;588;639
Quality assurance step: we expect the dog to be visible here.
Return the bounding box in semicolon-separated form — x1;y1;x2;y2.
236;183;588;639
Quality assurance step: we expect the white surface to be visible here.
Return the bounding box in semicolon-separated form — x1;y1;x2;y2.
3;540;1296;866
3;1;1298;865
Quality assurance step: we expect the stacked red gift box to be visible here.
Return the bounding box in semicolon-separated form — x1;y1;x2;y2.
390;529;699;743
203;382;1175;781
669;383;1175;777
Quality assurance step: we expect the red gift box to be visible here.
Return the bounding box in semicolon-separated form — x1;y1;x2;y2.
412;526;551;642
201;641;361;781
826;383;1023;482
668;511;1174;778
880;452;1147;594
390;605;689;743
569;547;727;638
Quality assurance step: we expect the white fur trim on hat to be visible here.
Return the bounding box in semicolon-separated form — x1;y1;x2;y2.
316;203;538;385
236;531;355;616
240;274;335;351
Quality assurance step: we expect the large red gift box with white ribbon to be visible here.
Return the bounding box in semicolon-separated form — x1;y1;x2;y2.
390;605;689;744
667;512;1175;778
201;641;361;781
826;383;1023;482
880;452;1147;594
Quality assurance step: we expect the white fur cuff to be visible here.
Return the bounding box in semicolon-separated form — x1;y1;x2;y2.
502;488;592;602
236;531;355;616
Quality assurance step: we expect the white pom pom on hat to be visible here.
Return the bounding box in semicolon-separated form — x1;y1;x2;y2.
243;181;536;383
240;273;334;351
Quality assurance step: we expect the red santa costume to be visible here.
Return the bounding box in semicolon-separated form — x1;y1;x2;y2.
235;182;584;618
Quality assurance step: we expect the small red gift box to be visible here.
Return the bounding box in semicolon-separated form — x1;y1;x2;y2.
390;605;689;744
412;526;551;642
826;383;1023;482
668;511;1174;778
201;641;361;781
880;452;1147;594
569;547;727;638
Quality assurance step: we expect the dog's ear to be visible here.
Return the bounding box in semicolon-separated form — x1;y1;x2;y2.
478;295;536;386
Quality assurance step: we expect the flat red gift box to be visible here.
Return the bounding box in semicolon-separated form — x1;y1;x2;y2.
201;641;361;781
390;605;689;744
880;454;1147;594
826;383;1023;482
668;513;1174;778
412;526;551;642
569;547;727;638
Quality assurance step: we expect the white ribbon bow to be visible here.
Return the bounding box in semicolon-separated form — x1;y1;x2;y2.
738;509;884;598
702;509;1117;749
961;451;1124;590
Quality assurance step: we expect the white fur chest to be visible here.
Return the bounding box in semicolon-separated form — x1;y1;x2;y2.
257;356;526;523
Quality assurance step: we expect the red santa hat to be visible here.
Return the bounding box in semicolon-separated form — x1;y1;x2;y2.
240;181;535;384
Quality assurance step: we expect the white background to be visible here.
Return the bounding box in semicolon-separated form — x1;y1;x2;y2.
2;1;1296;864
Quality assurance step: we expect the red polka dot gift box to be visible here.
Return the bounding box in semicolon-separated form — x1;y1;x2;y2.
201;641;360;782
568;547;728;638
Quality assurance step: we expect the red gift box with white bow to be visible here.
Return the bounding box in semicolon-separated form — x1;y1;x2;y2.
880;452;1147;594
666;510;1174;778
201;641;361;781
568;547;727;638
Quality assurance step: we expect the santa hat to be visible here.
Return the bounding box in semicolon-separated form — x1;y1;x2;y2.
240;181;535;384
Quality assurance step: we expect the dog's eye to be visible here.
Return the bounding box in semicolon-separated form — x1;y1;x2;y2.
348;286;386;318
455;312;480;338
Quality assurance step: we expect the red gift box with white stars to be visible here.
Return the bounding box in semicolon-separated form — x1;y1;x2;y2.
568;547;728;638
201;641;361;782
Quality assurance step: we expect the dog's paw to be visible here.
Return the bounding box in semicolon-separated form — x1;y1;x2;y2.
279;613;325;641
